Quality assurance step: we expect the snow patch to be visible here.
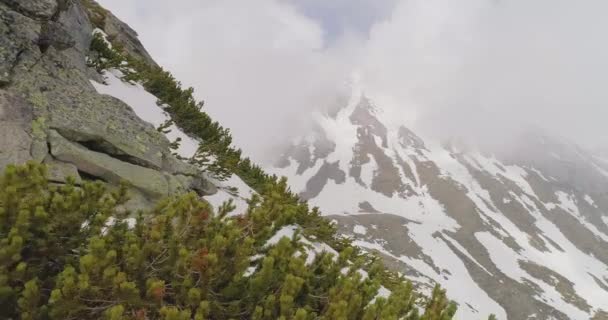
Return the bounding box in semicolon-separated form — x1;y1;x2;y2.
272;154;324;193
205;174;256;217
353;224;367;235
91;70;199;159
264;225;298;247
299;236;339;265
592;162;608;179
584;195;597;207
101;217;136;235
359;157;378;188
443;235;493;276
376;286;391;300
465;152;537;198
476;232;596;320
553;191;608;242
92;28;112;49
264;225;338;265
603;216;608;228
243;266;256;277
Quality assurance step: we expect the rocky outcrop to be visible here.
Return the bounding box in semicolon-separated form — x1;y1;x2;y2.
0;0;216;208
48;130;215;198
58;1;93;54
0;90;34;169
300;161;345;200
2;0;57;19
49;130;170;198
43;155;81;184
102;10;157;67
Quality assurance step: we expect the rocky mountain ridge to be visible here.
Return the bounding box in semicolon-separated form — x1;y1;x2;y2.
3;1;607;319
0;1;465;319
0;0;215;210
273;88;608;320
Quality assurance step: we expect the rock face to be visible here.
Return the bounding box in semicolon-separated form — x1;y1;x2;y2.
0;90;34;169
0;0;216;208
49;130;171;198
273;91;608;319
43;156;81;184
2;0;57;19
102;10;158;67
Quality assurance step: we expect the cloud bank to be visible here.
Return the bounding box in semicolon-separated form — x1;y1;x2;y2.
360;0;608;150
98;0;608;161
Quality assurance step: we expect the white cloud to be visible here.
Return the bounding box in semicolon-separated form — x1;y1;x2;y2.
359;0;608;148
98;0;608;161
98;0;356;162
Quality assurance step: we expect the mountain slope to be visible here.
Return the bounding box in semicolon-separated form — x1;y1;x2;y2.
272;88;608;320
0;1;462;319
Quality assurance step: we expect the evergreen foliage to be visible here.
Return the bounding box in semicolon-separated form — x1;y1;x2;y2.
1;163;456;319
88;33;342;247
89;33;124;73
83;21;464;320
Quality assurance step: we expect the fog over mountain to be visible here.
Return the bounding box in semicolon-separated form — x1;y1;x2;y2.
98;0;608;161
3;0;607;318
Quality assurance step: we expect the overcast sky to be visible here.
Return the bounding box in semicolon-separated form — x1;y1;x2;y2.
98;0;608;162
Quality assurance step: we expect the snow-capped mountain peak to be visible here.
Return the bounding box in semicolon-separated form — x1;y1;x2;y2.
272;93;608;320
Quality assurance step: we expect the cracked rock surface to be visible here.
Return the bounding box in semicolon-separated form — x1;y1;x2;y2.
0;0;216;208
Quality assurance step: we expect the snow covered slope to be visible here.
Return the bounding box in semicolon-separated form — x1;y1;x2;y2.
90;56;608;320
272;90;608;320
91;70;256;216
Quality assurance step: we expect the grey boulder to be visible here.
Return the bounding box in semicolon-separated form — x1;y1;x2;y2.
1;0;58;19
0;90;33;172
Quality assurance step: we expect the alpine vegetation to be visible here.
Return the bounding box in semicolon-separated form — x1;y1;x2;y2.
0;0;466;319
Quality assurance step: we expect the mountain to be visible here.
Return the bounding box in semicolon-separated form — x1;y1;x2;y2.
0;1;459;319
3;0;605;319
272;87;608;320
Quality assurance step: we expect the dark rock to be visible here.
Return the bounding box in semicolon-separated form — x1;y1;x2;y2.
1;0;58;19
349;96;388;147
399;126;425;149
49;130;170;198
0;90;34;171
0;0;218;210
38;21;75;52
0;3;40;86
103;10;157;67
300;161;345;200
57;0;92;54
187;173;218;196
43;156;82;184
162;154;200;176
358;201;380;213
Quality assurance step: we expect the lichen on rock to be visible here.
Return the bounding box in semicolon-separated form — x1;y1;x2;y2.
0;0;217;210
1;0;58;20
